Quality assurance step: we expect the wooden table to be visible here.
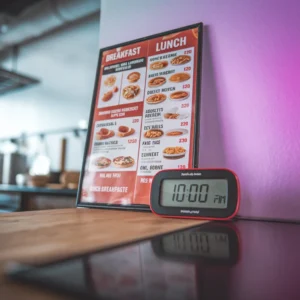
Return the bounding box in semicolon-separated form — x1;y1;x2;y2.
0;208;206;299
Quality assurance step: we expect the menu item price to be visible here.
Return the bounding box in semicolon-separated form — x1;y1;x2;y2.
127;72;140;83
184;49;193;54
163;147;186;159
93;157;111;169
113;156;135;168
122;85;140;100
169;72;190;83
181;122;188;126
179;138;188;143
170;91;189;101
96;128;115;140
171;55;191;65
178;165;187;169
144;129;164;139
104;75;116;87
117;126;135;137
182;84;190;89
184;67;191;71
181;103;189;108
150;60;168;70
128;139;137;144
146;93;167;104
148;77;166;88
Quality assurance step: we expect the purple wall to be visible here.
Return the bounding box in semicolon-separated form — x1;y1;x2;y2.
231;221;300;299
99;0;300;221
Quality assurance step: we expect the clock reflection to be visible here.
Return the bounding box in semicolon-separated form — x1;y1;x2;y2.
87;222;240;300
149;223;240;300
151;222;240;264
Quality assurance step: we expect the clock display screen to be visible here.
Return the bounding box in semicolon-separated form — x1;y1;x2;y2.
160;179;228;209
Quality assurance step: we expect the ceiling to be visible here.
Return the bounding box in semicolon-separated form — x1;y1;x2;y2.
0;0;100;53
0;0;42;16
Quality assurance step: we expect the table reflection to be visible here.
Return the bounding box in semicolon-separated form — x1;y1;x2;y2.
13;220;300;300
87;223;239;300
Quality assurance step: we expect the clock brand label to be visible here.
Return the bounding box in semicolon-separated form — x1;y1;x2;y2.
180;209;200;214
181;172;202;176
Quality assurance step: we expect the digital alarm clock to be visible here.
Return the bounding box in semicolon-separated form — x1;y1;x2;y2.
150;169;240;220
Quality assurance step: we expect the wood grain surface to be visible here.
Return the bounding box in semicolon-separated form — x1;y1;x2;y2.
0;208;207;300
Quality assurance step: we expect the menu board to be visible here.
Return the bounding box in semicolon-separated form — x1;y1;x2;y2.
77;23;203;210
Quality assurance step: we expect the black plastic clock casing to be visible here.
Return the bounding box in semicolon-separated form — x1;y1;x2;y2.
150;168;240;220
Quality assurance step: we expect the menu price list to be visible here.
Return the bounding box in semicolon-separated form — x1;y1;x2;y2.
89;116;142;172
81;114;143;205
137;47;194;176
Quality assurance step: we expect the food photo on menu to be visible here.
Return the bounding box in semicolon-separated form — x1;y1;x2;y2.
78;24;202;207
99;73;122;107
89;117;141;172
120;68;146;105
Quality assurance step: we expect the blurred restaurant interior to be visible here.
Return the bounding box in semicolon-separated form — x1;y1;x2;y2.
1;1;300;299
0;0;100;212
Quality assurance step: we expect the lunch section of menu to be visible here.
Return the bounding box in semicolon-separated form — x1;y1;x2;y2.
80;25;201;207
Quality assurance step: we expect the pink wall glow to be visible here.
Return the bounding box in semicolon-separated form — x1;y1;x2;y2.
100;0;300;221
230;222;300;300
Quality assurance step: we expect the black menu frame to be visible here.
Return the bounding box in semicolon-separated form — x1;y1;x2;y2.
77;23;203;211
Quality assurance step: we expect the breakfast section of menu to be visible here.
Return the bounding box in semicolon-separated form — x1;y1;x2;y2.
80;26;201;206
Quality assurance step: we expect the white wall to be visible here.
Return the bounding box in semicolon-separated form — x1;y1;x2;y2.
0;15;99;171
